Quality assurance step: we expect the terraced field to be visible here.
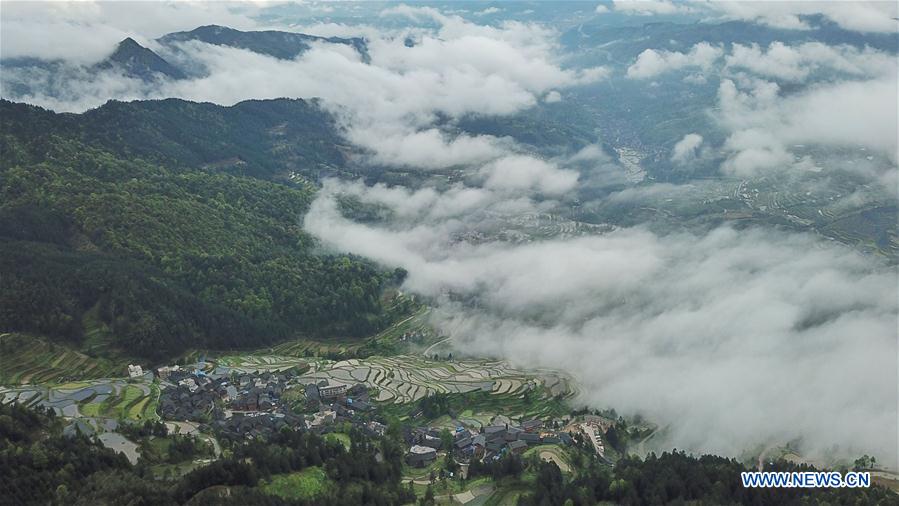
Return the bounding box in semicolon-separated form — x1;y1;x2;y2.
0;333;123;385
298;355;576;408
0;377;159;421
215;354;309;373
267;339;369;358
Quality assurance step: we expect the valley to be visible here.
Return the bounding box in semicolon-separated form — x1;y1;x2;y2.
1;2;896;504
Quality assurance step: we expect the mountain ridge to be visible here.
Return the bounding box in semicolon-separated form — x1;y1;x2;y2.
94;37;186;80
158;24;371;63
1;24;370;86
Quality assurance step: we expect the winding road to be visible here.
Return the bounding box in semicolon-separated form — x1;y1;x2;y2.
423;337;452;358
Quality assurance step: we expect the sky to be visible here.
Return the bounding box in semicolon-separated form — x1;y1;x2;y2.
2;1;897;467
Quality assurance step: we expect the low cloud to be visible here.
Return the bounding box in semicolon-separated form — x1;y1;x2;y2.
544;90;562;103
703;1;899;34
608;1;899;34
5;2;896;469
3;7;608;173
671;133;704;164
304;178;898;466
0;1;264;64
475;7;502;16
716;76;898;177
725;42;897;82
612;0;696;16
628;40;896;84
626;42;723;79
480;155;579;196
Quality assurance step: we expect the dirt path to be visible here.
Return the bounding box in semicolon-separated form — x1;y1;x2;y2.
539;449;570;473
423;337;452;357
200;434;222;457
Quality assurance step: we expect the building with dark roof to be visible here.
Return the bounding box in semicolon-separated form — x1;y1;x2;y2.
406;445;437;467
507;440;528;454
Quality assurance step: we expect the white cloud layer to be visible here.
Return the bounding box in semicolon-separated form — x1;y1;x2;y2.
716;76;898;177
725;42;898;82
4;2;897;469
612;0;696;16
671;133;703;164
628;40;897;83
627;42;723;79
2;5;608;172
703;1;899;34
303;178;898;466
609;1;899;34
0;1;264;64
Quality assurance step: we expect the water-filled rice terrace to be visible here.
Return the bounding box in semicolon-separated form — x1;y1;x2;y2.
214;354;308;373
0;378;160;421
298;355;576;405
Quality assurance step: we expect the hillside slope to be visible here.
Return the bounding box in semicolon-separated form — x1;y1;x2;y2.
0;99;402;361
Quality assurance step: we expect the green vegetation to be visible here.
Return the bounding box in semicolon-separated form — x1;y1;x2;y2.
0;99;409;360
0;403;415;505
2;402;895;505
259;301;430;360
2;98;351;183
113;385;143;418
0;333;123;384
261;467;331;501
324;433;351;451
512;451;899;506
2;378;162;422
383;389;570;424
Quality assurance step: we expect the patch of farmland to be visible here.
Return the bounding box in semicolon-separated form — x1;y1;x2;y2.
349;367;370;381
297;354;576;409
1;377;157;421
215;355;308;373
0;334;122;385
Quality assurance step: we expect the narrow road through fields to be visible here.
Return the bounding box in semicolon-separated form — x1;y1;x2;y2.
423;337;452;358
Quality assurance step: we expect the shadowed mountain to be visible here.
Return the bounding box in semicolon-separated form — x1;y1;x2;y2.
158;24;370;63
94;37;186;80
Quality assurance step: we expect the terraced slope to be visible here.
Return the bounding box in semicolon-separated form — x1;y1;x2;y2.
298;355;576;405
0;333;123;385
0;377;159;421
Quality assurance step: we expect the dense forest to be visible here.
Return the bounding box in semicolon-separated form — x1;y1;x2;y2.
519;453;899;506
0;99;404;360
1;98;353;181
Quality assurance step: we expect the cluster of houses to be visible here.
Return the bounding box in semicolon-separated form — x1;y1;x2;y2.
305;381;375;428
398;330;428;344
581;414;614;456
156;364;386;441
153;363;596;467
158;366;296;422
404;418;574;467
213;411;305;440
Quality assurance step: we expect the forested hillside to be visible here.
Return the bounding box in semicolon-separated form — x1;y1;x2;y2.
0;403;415;505
0;99;402;360
1;98;357;181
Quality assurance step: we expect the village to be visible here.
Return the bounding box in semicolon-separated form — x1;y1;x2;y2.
147;358;618;471
1;348;631;498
